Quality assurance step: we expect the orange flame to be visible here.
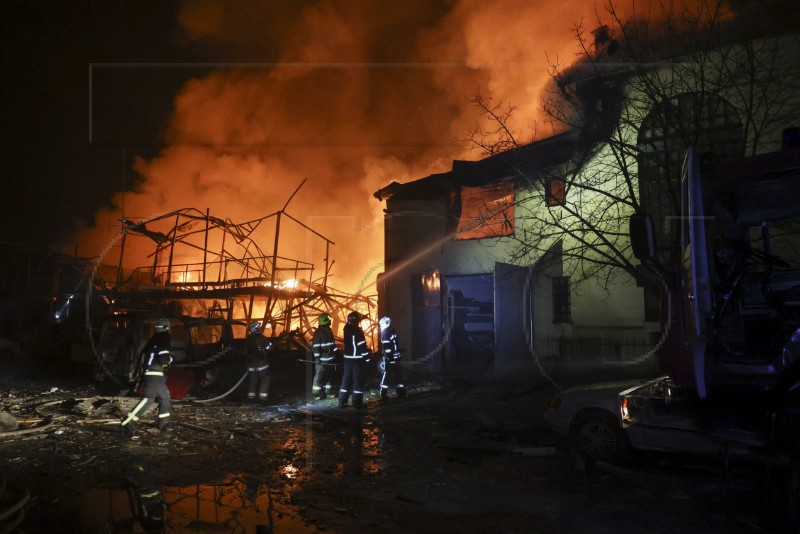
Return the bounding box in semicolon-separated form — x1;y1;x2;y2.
68;0;719;297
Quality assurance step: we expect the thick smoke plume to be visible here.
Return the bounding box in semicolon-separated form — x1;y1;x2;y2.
72;0;666;292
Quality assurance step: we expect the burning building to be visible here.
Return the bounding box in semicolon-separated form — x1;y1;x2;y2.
374;132;578;378
373;10;800;381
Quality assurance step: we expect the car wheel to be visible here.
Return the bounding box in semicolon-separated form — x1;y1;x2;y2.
574;413;627;463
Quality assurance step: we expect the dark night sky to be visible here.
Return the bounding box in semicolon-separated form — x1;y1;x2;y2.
1;1;200;249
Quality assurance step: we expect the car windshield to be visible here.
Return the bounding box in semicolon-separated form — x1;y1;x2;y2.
623;378;695;420
230;324;247;339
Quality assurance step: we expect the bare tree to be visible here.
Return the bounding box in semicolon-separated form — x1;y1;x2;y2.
463;0;800;291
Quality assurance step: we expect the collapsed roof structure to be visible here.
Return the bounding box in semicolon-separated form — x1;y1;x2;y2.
88;183;378;341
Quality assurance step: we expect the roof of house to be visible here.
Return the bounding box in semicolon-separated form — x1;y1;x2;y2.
373;130;579;202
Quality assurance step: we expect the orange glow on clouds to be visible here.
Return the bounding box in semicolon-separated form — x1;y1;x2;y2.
69;0;729;294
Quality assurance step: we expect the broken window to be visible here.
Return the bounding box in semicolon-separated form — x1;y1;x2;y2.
454;182;515;240
190;324;222;344
545;178;566;207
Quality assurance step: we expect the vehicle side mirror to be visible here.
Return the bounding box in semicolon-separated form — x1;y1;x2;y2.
630;213;657;261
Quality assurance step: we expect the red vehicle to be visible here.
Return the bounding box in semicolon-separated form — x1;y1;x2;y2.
93;314;249;397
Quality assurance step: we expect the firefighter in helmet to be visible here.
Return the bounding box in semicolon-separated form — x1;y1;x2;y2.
311;313;338;400
246;320;273;403
379;316;406;399
121;318;173;436
339;311;370;409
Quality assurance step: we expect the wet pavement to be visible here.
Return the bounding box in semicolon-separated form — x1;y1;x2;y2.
0;358;794;533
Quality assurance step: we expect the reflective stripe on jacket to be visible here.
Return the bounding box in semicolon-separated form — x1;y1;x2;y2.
144;331;172;375
380;326;401;361
343;323;369;359
311;325;338;361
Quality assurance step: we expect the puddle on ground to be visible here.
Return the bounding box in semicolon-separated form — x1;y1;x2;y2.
36;474;318;533
22;415;394;532
165;474;316;533
293;414;387;477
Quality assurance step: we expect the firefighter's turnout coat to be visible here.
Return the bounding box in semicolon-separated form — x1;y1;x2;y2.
338;323;370;408
311;325;338;396
246;332;273;401
380;325;405;397
122;330;173;430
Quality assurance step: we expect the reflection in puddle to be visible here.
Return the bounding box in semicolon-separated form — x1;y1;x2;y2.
24;413;392;532
166;474;316;533
357;421;386;476
296;415;387;478
50;473;318;533
281;464;300;479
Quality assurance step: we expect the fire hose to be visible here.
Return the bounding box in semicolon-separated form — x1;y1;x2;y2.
0;471;30;534
190;370;250;404
191;355;345;405
295;359;339;366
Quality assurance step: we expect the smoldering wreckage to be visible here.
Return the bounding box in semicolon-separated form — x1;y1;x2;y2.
0;203;571;533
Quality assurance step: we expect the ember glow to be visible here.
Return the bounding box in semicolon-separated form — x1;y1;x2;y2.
70;0;710;294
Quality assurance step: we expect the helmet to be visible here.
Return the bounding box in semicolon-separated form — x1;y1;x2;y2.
347;311;361;325
248;321;261;334
318;313;331;326
379;316;391;330
154;319;170;332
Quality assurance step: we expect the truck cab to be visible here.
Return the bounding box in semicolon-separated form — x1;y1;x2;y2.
632;145;800;400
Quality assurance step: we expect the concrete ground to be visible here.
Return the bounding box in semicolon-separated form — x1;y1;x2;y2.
0;353;791;533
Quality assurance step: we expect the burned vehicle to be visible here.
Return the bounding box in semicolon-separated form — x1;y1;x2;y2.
93;313;314;399
93;314;249;395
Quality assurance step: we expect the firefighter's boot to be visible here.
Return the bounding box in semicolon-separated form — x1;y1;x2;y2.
380;388;388;401
337;391;348;408
353;392;364;410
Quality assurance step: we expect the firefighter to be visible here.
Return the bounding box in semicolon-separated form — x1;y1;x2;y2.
311;313;338;400
378;316;406;399
121;318;173;436
338;311;370;409
246;320;272;403
124;462;165;531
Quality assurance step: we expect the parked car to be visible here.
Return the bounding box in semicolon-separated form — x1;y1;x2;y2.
543;375;770;463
